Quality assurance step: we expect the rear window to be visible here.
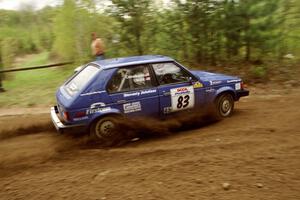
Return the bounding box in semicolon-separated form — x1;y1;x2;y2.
65;65;100;96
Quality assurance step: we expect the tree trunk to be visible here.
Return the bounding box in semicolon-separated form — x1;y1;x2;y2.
0;75;4;91
245;39;251;61
245;16;251;61
136;31;143;55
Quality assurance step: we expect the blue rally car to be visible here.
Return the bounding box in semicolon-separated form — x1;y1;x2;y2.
51;55;249;142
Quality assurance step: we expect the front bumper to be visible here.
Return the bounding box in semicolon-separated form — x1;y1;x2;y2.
236;89;249;99
50;106;85;132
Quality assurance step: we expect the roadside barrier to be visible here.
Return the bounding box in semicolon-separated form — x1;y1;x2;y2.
0;61;74;73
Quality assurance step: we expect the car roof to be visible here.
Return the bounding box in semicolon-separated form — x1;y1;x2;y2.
90;55;174;69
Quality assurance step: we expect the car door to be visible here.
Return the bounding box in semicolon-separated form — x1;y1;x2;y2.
107;64;159;117
151;62;205;116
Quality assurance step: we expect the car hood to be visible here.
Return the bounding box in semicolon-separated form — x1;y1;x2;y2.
190;70;241;86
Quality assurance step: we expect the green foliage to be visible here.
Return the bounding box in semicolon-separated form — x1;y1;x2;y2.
52;0;77;60
20;52;50;67
0;0;300;66
237;0;281;61
149;9;188;60
52;0;118;63
0;52;72;107
0;6;55;57
110;0;154;55
1;38;18;80
250;65;267;78
1;38;17;67
278;0;300;58
0;0;300;107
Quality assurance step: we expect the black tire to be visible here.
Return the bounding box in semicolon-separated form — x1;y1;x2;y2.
90;116;122;146
212;93;234;120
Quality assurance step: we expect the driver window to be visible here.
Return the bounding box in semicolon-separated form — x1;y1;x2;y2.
107;65;152;93
152;62;191;85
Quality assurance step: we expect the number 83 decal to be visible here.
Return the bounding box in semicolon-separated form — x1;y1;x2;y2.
170;86;195;112
177;95;190;108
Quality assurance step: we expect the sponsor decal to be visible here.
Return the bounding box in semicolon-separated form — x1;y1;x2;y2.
163;107;172;114
170;86;195;112
193;81;203;88
205;88;215;93
124;92;140;97
209;80;222;85
90;102;106;108
172;87;192;96
123;89;157;97
141;89;156;95
86;103;111;115
123;102;141;113
227;79;241;83
73;116;89;121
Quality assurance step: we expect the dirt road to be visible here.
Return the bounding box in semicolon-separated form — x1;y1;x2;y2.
0;87;299;200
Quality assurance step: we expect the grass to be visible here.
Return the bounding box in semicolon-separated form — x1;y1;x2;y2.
0;52;73;108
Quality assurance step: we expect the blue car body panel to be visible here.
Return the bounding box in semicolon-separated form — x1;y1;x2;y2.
51;55;249;131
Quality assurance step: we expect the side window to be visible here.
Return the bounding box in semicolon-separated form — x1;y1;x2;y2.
152;62;191;85
107;65;153;93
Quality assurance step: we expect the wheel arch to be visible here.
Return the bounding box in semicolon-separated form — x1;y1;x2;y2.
215;87;236;102
88;110;123;130
209;87;235;120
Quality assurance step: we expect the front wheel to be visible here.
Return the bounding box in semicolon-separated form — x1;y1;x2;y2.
212;93;234;120
90;116;122;146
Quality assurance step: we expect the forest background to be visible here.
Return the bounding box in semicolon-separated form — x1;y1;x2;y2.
0;0;299;107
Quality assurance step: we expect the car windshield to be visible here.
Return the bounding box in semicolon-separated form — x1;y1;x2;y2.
65;64;100;96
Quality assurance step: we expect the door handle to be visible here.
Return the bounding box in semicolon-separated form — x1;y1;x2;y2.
117;100;127;104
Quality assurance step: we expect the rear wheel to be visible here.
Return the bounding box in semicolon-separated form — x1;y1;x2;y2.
90;116;122;146
212;93;234;120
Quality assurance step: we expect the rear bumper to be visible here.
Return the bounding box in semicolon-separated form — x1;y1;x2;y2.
50;106;85;132
236;89;249;99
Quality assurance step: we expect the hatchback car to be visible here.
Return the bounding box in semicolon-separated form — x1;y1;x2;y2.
51;55;249;142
